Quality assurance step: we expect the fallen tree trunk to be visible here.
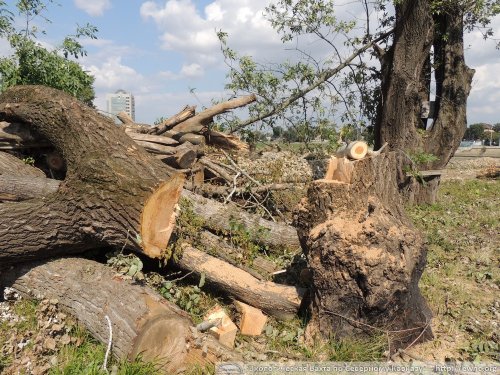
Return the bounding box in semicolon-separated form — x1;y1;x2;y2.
0;170;300;257
0;151;45;177
176;244;303;320
148;105;196;135
0;85;184;264
182;189;301;253
0;257;238;372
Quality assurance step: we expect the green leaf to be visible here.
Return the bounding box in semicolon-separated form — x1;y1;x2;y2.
199;273;206;288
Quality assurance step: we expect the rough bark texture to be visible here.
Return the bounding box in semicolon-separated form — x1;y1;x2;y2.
375;1;474;204
0;258;238;372
176;245;304;320
0;151;45;177
182;189;301;253
0;85;183;263
294;152;432;350
0;175;60;201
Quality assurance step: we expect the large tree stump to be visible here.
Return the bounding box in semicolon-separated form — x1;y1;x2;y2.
0;86;184;263
0;258;238;372
294;152;432;350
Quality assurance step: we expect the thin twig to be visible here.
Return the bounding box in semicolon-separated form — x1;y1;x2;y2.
102;315;113;372
221;150;262;186
224;172;241;204
168;270;194;282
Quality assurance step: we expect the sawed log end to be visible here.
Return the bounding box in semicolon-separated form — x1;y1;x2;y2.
140;173;185;258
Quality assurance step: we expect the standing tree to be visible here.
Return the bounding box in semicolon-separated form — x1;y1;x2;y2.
218;0;499;203
0;0;97;105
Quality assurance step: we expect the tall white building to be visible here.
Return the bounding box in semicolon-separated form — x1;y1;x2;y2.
106;89;135;121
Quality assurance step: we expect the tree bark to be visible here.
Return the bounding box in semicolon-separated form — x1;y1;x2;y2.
172;95;256;134
176;244;304;320
0;257;238;372
0;85;184;264
181;189;301;253
0;151;45;177
375;1;474;203
0;175;60;201
295;152;433;351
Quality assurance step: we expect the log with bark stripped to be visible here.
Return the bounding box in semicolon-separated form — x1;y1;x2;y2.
175;244;304;320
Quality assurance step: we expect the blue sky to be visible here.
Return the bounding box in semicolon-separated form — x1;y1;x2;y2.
2;0;499;126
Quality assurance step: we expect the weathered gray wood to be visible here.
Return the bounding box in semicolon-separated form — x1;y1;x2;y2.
0;257;238;371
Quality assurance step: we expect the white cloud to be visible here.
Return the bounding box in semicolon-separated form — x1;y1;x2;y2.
180;63;204;78
85;56;144;91
74;0;111;17
140;0;281;68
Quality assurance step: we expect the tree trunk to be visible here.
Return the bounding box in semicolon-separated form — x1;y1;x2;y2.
0;257;238;372
294;152;433;351
182;189;301;253
375;1;474;204
176;245;304;320
0;85;184;264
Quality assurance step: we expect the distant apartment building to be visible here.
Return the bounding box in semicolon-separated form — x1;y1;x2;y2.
106;89;135;121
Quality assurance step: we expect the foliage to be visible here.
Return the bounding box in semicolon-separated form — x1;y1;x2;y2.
227;216;270;262
403;150;439;182
464;123;488;140
158;274;207;319
217;0;499;151
0;0;96;105
106;251;145;280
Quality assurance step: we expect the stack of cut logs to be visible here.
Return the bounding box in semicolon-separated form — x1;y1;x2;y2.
0;94;254;172
0;86;305;372
0;86;433;373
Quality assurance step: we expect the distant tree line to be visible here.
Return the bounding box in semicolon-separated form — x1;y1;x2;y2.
464;123;500;145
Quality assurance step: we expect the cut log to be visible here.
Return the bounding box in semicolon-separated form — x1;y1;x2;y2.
172;95;256;134
0;85;184;264
135;140;178;154
126;131;179;146
179;133;206;146
156;143;197;169
295;152;433;351
0;258;238;372
0;151;45;177
181;189;301;253
148;105;196;135
335;141;368;160
204;130;250;152
175;244;304;320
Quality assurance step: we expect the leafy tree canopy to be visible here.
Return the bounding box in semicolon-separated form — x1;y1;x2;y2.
216;0;499;143
0;0;97;105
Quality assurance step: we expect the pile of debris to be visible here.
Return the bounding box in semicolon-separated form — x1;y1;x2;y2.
0;85;433;372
